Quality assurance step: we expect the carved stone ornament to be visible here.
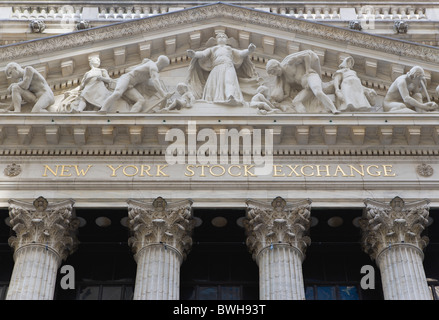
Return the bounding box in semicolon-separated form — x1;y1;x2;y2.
7;197;79;260
360;196;430;261
244;197;312;261
4;163;22;177
348;20;362;31
394;20;408;34
29;20;46;33
416;164;434;177
127;197;194;259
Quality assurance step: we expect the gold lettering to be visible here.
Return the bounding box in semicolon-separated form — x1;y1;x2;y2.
333;165;348;177
73;165;93;176
382;165;396;177
60;165;72;177
244;165;257;177
107;165;123;177
185;165;195;177
156;164;169;177
301;165;314;177
140;165;152;177
227;165;241;177
123;165;139;177
196;165;209;177
316;165;331;177
43;165;59;177
286;165;302;177
366;165;381;177
210;165;226;177
273;165;285;177
348;165;365;177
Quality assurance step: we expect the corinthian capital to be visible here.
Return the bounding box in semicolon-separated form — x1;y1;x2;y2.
361;196;430;260
245;197;312;260
127;197;194;259
8;196;78;261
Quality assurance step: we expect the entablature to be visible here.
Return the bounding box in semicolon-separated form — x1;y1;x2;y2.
1;113;439;156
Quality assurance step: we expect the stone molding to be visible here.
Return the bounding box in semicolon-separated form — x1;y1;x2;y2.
127;197;194;260
7;196;78;261
0;3;438;64
245;197;312;261
360;196;430;261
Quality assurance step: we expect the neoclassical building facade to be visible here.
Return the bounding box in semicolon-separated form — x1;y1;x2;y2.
0;0;439;300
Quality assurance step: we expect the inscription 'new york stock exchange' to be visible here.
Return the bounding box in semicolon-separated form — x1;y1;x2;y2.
41;163;397;178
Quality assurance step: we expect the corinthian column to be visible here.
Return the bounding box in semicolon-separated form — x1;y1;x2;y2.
7;196;78;300
361;196;431;300
245;197;312;300
127;197;193;300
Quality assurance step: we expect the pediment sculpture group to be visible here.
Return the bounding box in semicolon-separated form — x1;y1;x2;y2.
3;31;439;114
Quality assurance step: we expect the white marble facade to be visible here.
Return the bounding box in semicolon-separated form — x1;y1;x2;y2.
0;2;438;300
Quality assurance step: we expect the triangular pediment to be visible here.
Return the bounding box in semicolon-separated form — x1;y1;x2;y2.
1;1;439;102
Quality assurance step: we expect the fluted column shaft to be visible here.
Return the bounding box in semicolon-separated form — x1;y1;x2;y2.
127;197;193;300
245;197;312;300
133;244;182;300
258;244;305;300
7;245;61;300
377;244;430;300
6;197;78;300
361;197;431;300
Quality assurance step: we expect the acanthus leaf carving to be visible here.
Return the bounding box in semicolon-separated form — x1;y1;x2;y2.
127;197;194;260
245;197;312;261
360;196;430;261
7;196;78;261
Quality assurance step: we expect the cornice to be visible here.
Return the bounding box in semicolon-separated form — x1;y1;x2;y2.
1;2;439;64
1;113;439;155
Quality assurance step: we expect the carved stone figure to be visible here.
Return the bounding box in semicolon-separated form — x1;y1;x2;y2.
163;83;195;111
186;31;258;106
74;56;113;112
266;50;339;114
5;62;55;112
100;55;173;113
383;66;438;113
250;85;281;114
333;56;376;112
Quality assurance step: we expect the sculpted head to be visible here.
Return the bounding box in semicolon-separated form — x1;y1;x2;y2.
88;55;101;68
156;55;170;71
5;62;24;79
339;56;354;69
215;31;228;45
266;59;283;77
407;66;425;80
176;83;189;95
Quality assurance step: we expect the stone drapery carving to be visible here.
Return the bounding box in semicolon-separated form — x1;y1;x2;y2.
245;197;312;300
266;50;339;114
186;30;259;106
100;56;173;113
333;56;376;112
383;66;438;113
4;62;55;112
360;196;431;300
127;197;194;300
59;55;114;112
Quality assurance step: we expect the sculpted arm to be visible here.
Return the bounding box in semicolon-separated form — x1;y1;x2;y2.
397;78;437;111
18;67;35;90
